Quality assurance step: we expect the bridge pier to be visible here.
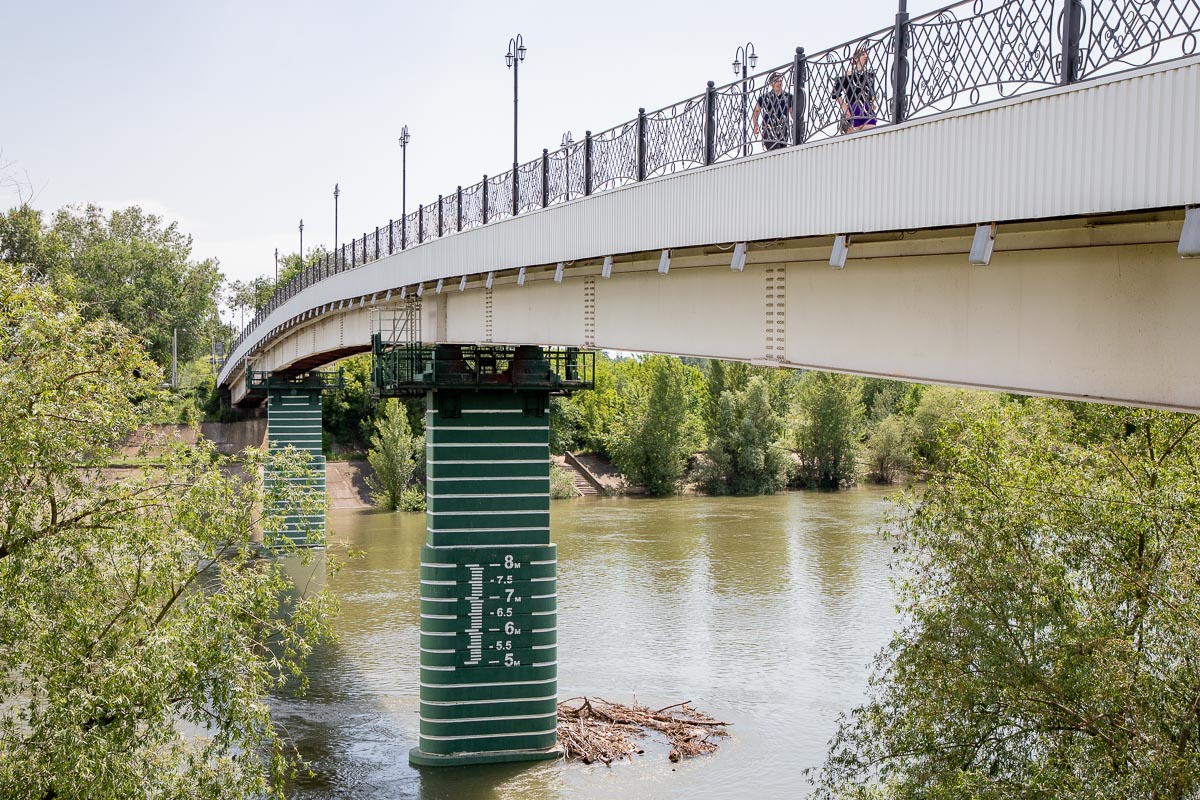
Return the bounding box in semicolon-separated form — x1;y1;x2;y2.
369;336;592;766
265;386;327;545
248;368;343;546
411;383;561;766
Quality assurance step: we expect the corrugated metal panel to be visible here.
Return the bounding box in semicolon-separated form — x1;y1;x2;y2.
222;56;1199;383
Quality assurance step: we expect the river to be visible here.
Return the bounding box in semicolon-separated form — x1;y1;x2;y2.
276;487;900;799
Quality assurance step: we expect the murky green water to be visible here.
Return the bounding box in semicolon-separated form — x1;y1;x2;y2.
276;488;899;799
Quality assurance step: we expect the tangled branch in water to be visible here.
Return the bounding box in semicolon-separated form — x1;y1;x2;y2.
557;697;730;765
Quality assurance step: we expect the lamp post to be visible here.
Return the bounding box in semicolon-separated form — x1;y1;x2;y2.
561;131;573;199
333;183;340;261
399;126;410;248
298;219;304;277
274;247;279;285
505;35;527;170
732;42;758;156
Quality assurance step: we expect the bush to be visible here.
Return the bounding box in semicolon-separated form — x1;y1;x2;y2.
398;485;426;512
862;414;913;484
550;464;581;499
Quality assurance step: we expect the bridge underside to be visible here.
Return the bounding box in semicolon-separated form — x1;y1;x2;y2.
229;210;1197;412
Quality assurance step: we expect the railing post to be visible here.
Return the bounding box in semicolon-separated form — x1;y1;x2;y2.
637;107;647;181
703;81;716;166
340;244;346;272
352;238;357;268
892;1;911;124
542;149;549;207
418;206;424;243
388;219;394;254
438;195;444;237
457;186;463;231
1061;0;1083;84
793;47;808;145
512;165;519;217
401;213;407;251
375;226;380;260
584;131;593;196
483;175;490;224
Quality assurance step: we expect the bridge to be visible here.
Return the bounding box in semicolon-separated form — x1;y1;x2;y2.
218;0;1200;769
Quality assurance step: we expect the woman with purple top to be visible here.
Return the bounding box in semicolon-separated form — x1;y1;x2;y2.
833;45;878;133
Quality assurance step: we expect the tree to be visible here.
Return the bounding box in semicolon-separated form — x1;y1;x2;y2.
700;376;790;495
0;261;334;799
42;204;222;367
861;413;913;484
608;355;702;496
813;400;1200;800
367;399;424;512
909;385;1000;473
0;205;66;277
791;371;865;488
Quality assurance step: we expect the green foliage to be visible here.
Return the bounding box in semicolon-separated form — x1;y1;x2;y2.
549;395;583;455
550;464;581;499
700;376;790;495
608;355;703;496
790;371;865;488
42;204;221;368
0;261;334;799
703;360;794;440
366;399;424;512
813;400;1200;800
862;414;913;484
559;354;620;456
909;385;1000;472
322;354;377;448
398;486;427;512
0;204;66;277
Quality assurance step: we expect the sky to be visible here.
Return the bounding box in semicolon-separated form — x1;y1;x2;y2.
5;0;903;318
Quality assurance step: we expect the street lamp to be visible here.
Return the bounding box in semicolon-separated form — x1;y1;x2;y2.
333;183;340;262
298;219;304;278
561;131;573;199
274;247;279;285
505;35;527;169
399;126;410;248
732;42;758;156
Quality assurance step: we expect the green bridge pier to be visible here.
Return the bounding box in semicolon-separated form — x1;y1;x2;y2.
372;338;593;766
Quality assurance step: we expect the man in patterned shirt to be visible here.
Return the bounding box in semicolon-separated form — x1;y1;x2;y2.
751;72;794;151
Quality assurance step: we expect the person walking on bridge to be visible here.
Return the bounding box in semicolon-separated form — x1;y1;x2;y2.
751;71;794;151
833;45;878;133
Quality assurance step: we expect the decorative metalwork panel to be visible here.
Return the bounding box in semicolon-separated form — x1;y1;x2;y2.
388;219;402;254
487;171;514;223
441;191;461;234
517;158;544;213
546;142;585;205
421;200;440;242
364;230;378;264
460;182;484;230
589;119;639;192
906;0;1058;120
644;93;706;177
1081;0;1200;77
404;211;420;249
804;27;896;142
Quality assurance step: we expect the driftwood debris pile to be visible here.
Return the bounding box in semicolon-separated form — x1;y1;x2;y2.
557;697;730;765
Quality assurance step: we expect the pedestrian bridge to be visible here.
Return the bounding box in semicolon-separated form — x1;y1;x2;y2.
221;2;1200;413
226;0;1200;767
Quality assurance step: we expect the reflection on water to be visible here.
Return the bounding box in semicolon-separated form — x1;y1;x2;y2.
276;487;898;799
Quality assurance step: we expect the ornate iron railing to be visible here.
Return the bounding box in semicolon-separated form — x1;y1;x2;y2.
231;0;1199;357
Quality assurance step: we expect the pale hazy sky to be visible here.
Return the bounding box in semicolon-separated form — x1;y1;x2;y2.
6;0;902;300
